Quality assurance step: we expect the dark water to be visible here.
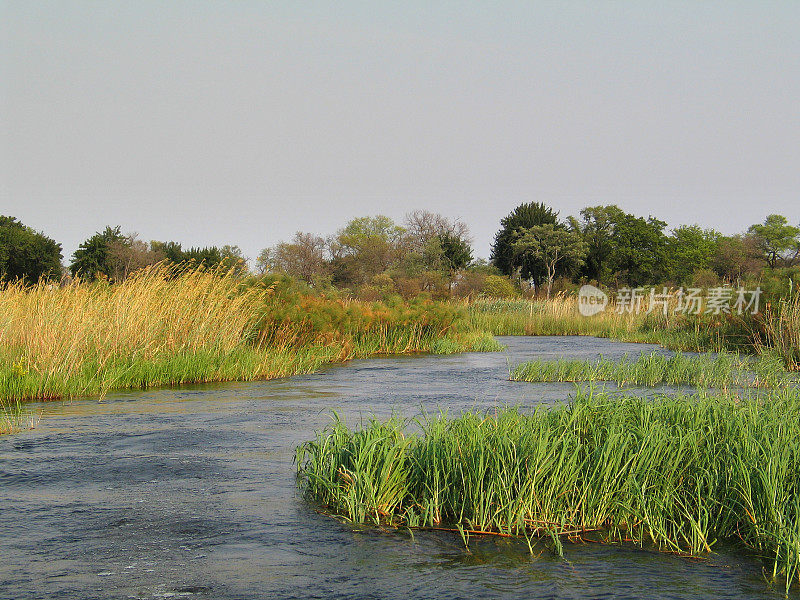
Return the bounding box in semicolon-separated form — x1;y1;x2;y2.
0;337;792;599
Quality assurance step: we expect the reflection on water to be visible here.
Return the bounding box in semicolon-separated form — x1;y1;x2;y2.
0;337;791;599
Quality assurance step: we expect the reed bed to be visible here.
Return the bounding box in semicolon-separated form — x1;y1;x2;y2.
0;264;497;405
464;297;750;354
510;351;794;389
758;294;800;371
297;387;800;593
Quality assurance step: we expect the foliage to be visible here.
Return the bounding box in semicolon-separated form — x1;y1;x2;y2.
511;224;587;298
70;225;127;280
748;214;800;268
0;216;62;284
481;275;519;298
490;203;559;279
437;231;473;273
664;225;720;285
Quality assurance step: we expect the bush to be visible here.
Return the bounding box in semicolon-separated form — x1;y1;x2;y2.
481;275;519;298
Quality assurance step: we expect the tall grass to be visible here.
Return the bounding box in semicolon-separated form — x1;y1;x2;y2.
510;351;794;389
297;387;800;593
758;294;800;371
0;264;498;405
465;296;769;356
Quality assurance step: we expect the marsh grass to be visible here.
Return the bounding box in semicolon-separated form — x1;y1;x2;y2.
758;295;800;371
297;388;800;592
510;351;794;389
0;264;497;406
465;297;750;354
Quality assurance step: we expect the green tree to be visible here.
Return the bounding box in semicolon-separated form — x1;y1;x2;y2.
0;216;63;284
664;225;721;284
490;202;559;280
748;214;800;268
70;226;126;279
511;224;587;298
568;205;621;283
438;232;473;274
607;213;668;286
334;215;405;286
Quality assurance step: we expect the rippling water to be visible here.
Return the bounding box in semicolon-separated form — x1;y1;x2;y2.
0;337;792;599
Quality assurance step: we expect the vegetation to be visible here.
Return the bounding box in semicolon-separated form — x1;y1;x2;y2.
0;216;62;284
297;387;800;593
510;351;793;389
0;264;498;405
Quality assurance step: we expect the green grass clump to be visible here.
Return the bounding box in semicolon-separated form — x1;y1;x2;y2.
510;351;794;389
297;388;800;593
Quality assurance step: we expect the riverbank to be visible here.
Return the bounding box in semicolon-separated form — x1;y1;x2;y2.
0;265;498;428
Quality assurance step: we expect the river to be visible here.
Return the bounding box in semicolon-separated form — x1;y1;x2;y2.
0;337;791;599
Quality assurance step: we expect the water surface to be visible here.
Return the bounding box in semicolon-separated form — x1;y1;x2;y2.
0;337;791;599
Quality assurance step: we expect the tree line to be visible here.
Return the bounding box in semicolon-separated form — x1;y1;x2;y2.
1;206;798;298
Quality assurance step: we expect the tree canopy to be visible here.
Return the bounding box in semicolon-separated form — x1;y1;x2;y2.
490;202;559;281
0;216;63;284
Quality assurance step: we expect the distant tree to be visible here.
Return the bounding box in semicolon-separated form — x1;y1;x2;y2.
70;226;127;279
438;231;473;274
71;227;163;281
107;234;163;281
568;205;620;284
606;213;668;286
403;210;470;254
711;234;764;282
0;216;63;284
150;240;185;264
258;232;329;284
748;214;800;268
219;245;249;276
664;225;721;285
511;224;587;299
569;205;667;286
334;215;405;286
490;203;559;280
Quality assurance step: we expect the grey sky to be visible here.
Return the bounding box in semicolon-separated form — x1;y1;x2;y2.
2;1;799;264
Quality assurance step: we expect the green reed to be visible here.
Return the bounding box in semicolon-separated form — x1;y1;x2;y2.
297;388;800;593
510;351;794;389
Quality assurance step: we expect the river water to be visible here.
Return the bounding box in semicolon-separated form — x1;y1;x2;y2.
0;337;793;599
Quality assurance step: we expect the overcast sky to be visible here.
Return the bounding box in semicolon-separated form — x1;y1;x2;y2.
2;1;799;264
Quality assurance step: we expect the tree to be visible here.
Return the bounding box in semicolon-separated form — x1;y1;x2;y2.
107;234;163;281
334;215;405;286
606;213;668;286
490;202;559;280
0;216;63;284
438;232;473;274
568;205;621;284
664;225;720;284
403;210;470;254
748;214;800;268
258;232;329;284
569;206;668;286
70;226;126;279
711;234;764;282
511;224;587;299
71;227;164;281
